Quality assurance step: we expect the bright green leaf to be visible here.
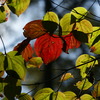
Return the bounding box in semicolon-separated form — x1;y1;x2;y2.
27;57;43;68
6;51;26;80
50;92;66;100
43;12;59;24
34;88;54;100
0;52;5;71
80;94;95;100
92;81;100;98
63;91;77;100
60;13;74;35
76;54;98;78
18;93;32;100
71;7;88;20
76;78;92;90
6;0;30;16
60;73;74;82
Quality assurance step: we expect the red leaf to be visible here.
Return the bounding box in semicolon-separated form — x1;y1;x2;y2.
63;33;81;52
34;33;63;64
23;20;46;39
14;42;34;62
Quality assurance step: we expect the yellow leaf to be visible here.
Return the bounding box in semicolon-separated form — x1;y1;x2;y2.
27;57;43;68
60;73;74;82
80;94;95;100
43;12;59;24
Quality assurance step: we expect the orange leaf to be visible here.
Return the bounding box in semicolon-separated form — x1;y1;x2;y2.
34;33;63;64
23;20;46;39
62;33;81;52
14;41;33;62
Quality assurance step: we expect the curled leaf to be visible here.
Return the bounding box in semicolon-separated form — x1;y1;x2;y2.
34;33;63;64
60;73;74;82
23;20;46;39
27;57;43;68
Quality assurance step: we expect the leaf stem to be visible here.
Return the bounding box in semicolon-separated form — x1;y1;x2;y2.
0;35;6;55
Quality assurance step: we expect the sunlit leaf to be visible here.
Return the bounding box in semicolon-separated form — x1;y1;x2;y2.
63;91;77;100
71;7;88;20
27;57;43;68
92;81;100;98
23;20;46;39
62;33;81;52
0;52;5;71
76;54;98;78
60;13;74;35
34;88;54;100
43;12;59;24
6;51;26;80
34;33;63;64
0;4;10;23
50;92;66;100
18;93;32;100
80;94;95;100
14;42;33;62
6;0;30;16
76;78;92;90
60;73;74;82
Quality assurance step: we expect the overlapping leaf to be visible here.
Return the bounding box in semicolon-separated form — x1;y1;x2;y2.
34;33;63;64
27;57;43;68
14;42;33;62
71;7;88;20
5;51;26;80
76;54;98;78
63;91;77;100
6;0;30;16
23;20;46;39
76;78;92;90
62;33;81;52
92;81;100;98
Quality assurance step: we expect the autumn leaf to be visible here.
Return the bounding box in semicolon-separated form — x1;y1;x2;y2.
14;41;34;62
34;33;63;64
60;73;74;82
27;57;43;68
23;20;46;39
62;33;81;52
6;0;30;16
80;94;95;100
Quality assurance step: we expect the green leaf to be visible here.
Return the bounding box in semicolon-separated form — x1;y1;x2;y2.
0;6;6;23
42;21;58;34
60;13;73;35
0;52;5;71
34;88;54;100
18;93;32;100
63;91;77;100
50;92;66;100
0;82;8;92
72;30;88;43
6;51;26;80
71;7;88;20
27;57;43;68
76;54;98;78
76;78;92;90
43;12;59;24
80;94;95;100
92;81;100;98
6;0;30;16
